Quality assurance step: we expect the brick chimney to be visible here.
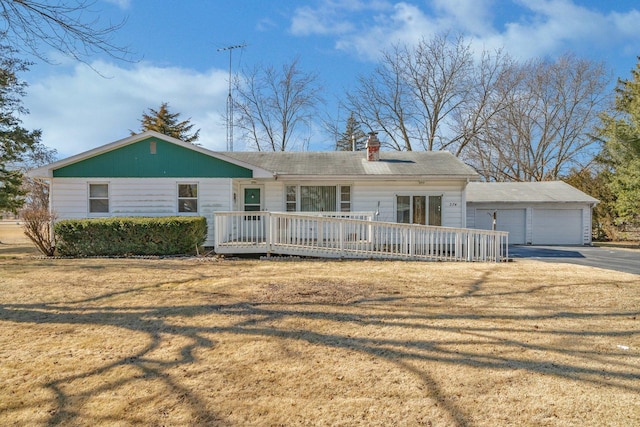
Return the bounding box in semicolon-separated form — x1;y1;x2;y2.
366;132;380;161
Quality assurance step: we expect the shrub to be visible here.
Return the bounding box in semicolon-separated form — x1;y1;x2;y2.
54;216;207;257
21;207;56;256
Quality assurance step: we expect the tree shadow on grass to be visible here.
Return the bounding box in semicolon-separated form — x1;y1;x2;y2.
1;271;639;426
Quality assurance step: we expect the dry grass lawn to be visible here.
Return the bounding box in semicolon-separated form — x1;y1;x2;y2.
1;224;639;426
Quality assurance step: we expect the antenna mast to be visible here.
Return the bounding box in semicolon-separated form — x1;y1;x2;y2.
217;43;246;151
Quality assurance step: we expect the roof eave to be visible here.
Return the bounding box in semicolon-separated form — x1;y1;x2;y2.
257;173;478;181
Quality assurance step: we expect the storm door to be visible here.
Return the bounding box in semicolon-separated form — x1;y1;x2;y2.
242;187;264;240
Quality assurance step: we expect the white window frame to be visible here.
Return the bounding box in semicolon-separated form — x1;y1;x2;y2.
285;184;351;212
88;182;110;215
177;182;199;214
340;186;351;212
395;193;442;226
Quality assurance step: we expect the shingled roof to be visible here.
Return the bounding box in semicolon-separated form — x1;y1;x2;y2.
27;131;479;180
222;151;478;178
466;181;599;204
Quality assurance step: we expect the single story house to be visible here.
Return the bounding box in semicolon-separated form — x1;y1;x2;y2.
28;131;597;256
466;181;598;245
28;131;479;248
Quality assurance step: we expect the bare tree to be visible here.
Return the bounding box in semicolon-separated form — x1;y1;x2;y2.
20;142;58;210
0;0;130;64
21;207;56;256
466;54;611;181
449;49;519;156
346;33;512;153
346;46;413;151
19;143;58;256
234;57;324;151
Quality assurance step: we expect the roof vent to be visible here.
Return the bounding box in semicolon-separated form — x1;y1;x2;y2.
366;132;380;161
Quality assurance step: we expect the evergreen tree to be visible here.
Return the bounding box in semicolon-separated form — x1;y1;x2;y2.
336;112;366;151
135;102;200;143
0;47;43;214
563;167;616;240
596;58;640;227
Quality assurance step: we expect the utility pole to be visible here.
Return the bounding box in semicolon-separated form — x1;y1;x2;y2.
217;43;246;151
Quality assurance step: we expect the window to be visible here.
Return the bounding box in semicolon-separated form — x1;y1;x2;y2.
286;185;351;212
244;188;261;212
89;184;109;213
340;186;351;212
286;186;297;212
428;195;442;226
413;196;426;225
301;186;336;212
396;195;440;225
396;195;410;224
244;187;261;220
178;183;198;213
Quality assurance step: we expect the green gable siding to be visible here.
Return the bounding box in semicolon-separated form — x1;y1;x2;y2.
53;137;253;178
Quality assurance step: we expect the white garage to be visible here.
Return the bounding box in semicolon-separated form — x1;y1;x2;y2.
475;209;526;244
531;208;583;245
466;181;598;246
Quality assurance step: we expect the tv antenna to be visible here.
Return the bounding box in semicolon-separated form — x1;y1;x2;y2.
217;43;246;151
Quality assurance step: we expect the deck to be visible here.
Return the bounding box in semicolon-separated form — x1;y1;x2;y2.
213;212;509;262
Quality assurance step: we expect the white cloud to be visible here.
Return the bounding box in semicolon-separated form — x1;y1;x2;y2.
256;17;277;32
291;5;355;36
335;2;442;61
290;0;392;37
492;0;609;59
22;61;230;158
103;0;131;9
297;0;640;64
431;0;495;35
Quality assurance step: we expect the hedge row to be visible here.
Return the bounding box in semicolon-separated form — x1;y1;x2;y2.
54;216;208;257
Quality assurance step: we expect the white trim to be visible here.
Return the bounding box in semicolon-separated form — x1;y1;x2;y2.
394;192;443;225
283;183;352;213
275;174;478;181
87;182;110;216
177;182;199;215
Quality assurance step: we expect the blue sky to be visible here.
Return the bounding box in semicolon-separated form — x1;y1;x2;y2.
19;0;640;158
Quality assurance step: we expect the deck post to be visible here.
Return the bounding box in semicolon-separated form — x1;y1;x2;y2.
339;221;345;258
409;226;414;257
266;212;272;256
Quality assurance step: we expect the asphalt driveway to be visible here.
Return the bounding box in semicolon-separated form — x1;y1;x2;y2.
508;245;640;275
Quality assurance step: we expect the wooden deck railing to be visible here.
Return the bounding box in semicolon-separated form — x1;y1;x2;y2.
213;211;509;262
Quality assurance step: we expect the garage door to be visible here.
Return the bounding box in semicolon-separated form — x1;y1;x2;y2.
476;209;526;244
532;209;582;245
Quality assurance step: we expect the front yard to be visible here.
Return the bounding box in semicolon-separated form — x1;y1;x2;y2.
0;235;639;426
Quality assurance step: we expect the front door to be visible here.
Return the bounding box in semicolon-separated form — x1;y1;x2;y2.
242;187;264;240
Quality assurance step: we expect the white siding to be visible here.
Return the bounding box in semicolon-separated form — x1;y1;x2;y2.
51;177;233;246
50;177;469;247
242;179;468;228
582;207;593;245
352;181;466;228
50;179;88;218
263;181;284;211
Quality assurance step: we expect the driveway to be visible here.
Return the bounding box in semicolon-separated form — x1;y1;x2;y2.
508;245;640;275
